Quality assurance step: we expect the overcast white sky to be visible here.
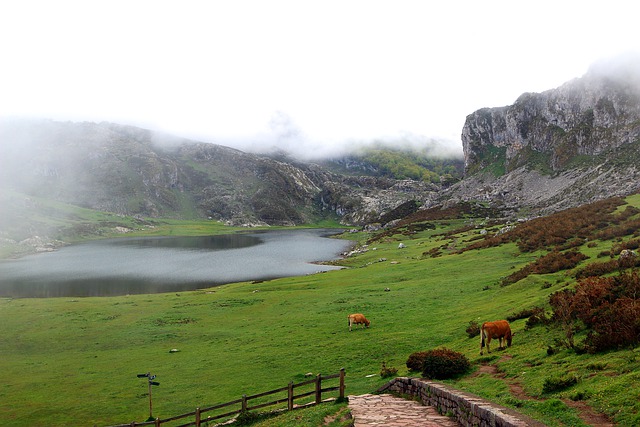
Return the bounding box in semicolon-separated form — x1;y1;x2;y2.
1;1;639;158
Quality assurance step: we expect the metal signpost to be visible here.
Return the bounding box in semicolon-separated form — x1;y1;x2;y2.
137;372;160;421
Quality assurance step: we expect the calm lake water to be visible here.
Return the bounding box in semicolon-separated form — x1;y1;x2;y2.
0;229;354;298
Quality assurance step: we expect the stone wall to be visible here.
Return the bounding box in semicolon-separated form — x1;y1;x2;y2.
378;377;546;427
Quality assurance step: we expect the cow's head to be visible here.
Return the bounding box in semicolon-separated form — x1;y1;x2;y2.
507;331;515;347
365;319;370;327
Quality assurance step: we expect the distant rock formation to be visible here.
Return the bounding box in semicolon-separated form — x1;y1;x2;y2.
0;120;438;228
462;53;640;174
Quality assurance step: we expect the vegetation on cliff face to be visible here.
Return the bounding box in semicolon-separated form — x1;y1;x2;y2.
462;54;640;177
323;142;463;184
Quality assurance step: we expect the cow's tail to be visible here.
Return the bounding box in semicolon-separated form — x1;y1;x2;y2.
480;325;486;349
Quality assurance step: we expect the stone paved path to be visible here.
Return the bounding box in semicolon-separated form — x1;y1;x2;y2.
348;393;459;426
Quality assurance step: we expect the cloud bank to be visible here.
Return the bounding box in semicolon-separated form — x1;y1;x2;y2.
1;1;638;159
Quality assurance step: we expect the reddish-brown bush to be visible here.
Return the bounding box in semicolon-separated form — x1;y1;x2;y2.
420;348;471;379
596;218;640;240
406;351;429;372
501;250;588;286
614;239;640;252
461;197;630;253
549;270;640;352
501;267;532;287
530;250;588;274
575;253;640;278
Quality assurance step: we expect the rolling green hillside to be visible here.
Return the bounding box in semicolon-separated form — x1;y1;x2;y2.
0;189;247;258
322;141;463;185
0;194;639;426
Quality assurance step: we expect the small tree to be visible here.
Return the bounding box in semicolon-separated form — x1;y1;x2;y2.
549;289;578;349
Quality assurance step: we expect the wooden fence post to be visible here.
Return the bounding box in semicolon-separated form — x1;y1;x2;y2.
315;374;322;404
107;369;347;427
288;381;294;411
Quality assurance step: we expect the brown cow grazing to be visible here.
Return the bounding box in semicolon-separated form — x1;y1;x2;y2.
480;320;513;355
348;313;370;331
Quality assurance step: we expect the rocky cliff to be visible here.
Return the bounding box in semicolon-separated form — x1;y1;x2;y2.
462;55;640;174
451;53;640;216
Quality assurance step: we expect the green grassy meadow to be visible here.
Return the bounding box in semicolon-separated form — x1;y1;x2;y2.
1;197;640;426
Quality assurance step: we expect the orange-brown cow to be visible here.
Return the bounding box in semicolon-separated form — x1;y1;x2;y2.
480;320;513;355
348;313;370;331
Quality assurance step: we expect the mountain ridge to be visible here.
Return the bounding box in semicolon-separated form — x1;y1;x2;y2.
2;53;639;244
0;119;445;238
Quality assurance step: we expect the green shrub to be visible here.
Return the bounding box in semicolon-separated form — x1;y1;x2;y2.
507;306;542;322
420;348;471;380
380;361;398;378
542;374;578;394
465;320;481;338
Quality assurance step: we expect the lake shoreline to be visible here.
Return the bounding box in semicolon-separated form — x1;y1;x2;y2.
0;229;354;298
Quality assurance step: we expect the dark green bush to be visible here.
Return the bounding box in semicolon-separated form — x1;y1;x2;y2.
420;348;471;380
507;306;542;322
542;374;578;394
380;361;398;378
465;320;481;338
524;307;550;330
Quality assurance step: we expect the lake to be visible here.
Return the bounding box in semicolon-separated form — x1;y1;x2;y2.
0;229;354;298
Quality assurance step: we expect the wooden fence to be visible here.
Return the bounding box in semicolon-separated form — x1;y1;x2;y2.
107;368;345;427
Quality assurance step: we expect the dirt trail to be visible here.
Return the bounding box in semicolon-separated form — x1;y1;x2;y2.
474;356;613;427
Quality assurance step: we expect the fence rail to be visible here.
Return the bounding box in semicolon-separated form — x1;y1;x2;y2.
107;368;345;427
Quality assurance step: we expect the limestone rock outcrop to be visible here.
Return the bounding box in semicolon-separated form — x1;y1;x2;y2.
462;54;640;174
449;53;640;217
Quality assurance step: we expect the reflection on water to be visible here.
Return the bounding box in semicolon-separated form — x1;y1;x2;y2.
109;234;261;250
0;229;352;298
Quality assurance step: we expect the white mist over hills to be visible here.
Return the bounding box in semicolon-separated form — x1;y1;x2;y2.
1;1;639;160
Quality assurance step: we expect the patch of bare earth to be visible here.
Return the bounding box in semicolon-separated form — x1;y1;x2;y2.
474;355;613;426
323;406;352;426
